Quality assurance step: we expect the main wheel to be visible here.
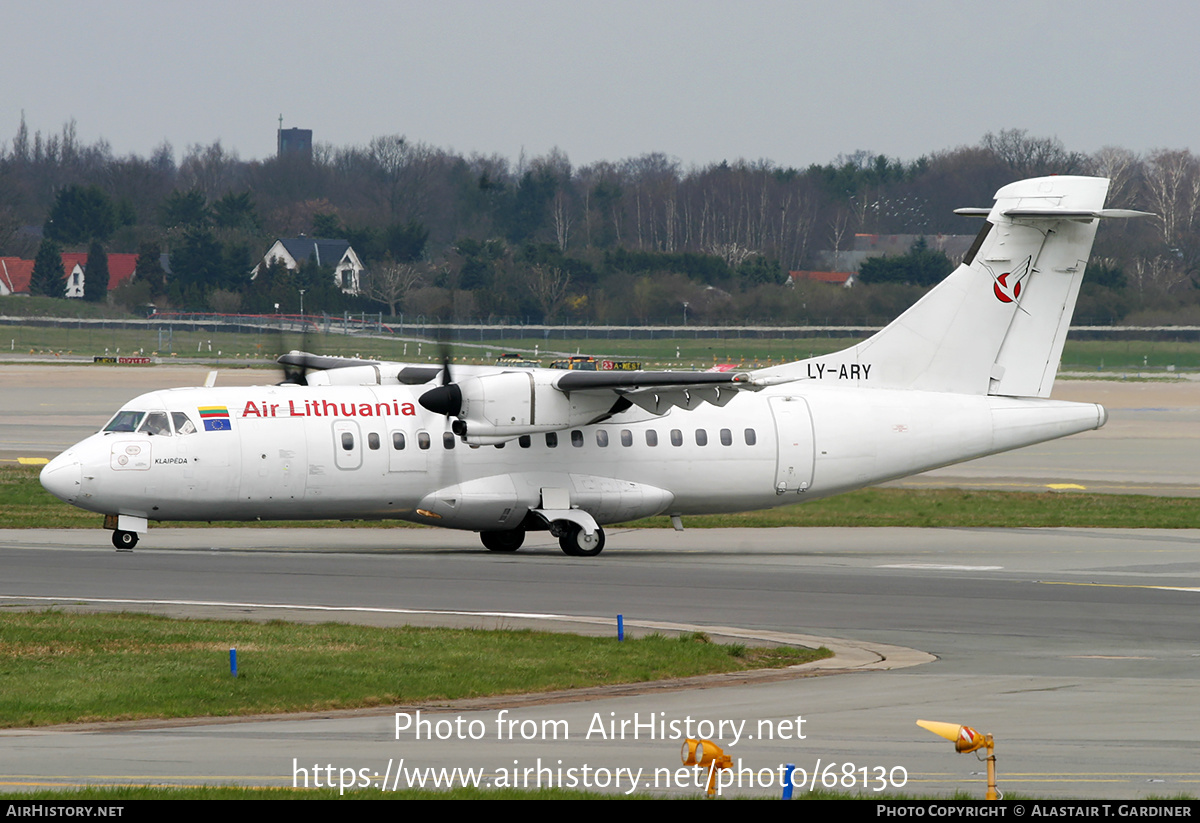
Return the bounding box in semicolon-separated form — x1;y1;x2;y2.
558;524;605;557
112;530;138;551
481;528;525;552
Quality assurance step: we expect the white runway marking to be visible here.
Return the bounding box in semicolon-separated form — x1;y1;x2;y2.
877;564;1003;571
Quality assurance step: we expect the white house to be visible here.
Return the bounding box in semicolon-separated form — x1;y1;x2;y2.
255;238;364;294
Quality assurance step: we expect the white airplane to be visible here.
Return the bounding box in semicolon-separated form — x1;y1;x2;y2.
40;176;1149;556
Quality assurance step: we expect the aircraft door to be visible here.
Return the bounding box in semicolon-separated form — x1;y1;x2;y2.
769;396;815;493
333;421;362;470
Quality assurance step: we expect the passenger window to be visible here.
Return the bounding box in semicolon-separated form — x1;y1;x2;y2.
744;428;757;446
546;432;558;448
571;430;583;447
418;432;431;450
620;429;632;447
494;442;505;449
695;429;708;446
171;412;197;436
720;428;732;446
393;432;406;450
443;432;456;449
645;430;658;447
596;430;609;447
368;432;380;450
341;432;354;451
519;435;531;448
670;429;683;447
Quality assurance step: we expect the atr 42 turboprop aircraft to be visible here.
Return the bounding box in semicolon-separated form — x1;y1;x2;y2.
41;176;1150;556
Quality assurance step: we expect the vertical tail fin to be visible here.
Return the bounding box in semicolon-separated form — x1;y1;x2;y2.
765;176;1149;397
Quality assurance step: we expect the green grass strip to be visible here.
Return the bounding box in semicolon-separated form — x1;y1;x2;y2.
3;464;1196;530
0;611;827;728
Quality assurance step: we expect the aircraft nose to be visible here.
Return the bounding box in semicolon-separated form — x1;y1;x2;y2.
40;455;82;504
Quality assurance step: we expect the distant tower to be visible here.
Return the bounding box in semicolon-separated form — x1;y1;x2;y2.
277;116;313;162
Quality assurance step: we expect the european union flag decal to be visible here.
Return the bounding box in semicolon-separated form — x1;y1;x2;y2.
198;406;231;432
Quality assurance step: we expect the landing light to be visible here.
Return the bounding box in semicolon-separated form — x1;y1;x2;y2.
681;737;732;798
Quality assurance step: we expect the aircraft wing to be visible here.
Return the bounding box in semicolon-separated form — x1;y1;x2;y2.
419;367;792;443
554;369;767;413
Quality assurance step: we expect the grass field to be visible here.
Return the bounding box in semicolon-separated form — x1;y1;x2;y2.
4;320;1200;373
0;611;827;728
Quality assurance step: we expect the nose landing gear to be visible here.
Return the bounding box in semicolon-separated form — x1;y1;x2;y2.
112;530;138;551
558;523;605;557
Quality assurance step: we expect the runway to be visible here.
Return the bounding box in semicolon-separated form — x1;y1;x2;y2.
1;364;1198;798
1;527;1198;798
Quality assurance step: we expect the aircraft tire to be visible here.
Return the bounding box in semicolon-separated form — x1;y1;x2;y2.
559;525;605;557
481;529;525;552
112;530;138;551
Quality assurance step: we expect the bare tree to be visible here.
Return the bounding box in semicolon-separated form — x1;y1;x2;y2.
1088;146;1141;208
362;260;431;317
180;140;242;199
1143;149;1199;245
526;264;572;322
551;189;572;251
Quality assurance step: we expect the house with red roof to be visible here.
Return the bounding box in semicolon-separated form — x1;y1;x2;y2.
788;270;857;288
0;253;140;297
0;258;34;296
61;253;139;298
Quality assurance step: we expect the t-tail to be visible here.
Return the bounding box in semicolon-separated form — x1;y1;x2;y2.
764;176;1151;397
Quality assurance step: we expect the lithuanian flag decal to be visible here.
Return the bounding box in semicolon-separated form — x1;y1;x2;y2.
198;405;232;432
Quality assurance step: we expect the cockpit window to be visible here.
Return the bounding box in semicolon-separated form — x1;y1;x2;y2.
172;412;197;436
104;410;145;433
138;412;172;436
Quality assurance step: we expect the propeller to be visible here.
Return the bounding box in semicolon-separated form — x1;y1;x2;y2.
277;350;314;386
418;339;463;416
274;313;316;385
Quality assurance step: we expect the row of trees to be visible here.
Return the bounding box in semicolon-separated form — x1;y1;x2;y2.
3;115;1200;324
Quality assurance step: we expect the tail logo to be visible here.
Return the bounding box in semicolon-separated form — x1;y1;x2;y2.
989;257;1032;304
993;272;1022;303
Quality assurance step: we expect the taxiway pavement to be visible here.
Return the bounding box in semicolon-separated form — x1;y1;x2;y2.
1;365;1197;798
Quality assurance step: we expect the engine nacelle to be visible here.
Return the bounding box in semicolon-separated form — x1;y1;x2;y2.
423;371;620;444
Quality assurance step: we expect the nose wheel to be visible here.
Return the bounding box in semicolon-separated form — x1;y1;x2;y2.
112;530;138;551
558;524;605;557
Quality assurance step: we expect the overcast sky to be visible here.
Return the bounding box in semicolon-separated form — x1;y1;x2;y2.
4;0;1196;170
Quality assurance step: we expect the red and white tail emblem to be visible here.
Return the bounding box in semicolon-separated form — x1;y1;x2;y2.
990;257;1032;304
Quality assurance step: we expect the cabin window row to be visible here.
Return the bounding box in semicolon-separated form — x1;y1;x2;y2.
344;427;760;453
527;428;757;449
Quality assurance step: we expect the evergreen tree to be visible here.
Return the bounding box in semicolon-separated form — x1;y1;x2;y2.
83;240;110;302
168;228;223;306
136;241;166;298
29;238;64;297
159;189;211;229
44;185;117;245
212;191;259;231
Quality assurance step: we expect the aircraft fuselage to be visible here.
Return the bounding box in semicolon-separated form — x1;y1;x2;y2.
41;380;1105;535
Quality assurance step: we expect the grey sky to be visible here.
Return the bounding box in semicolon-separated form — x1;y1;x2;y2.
5;0;1196;170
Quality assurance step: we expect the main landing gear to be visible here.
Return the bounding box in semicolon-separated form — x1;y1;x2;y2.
112;530;138;551
480;528;525;552
478;523;607;557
